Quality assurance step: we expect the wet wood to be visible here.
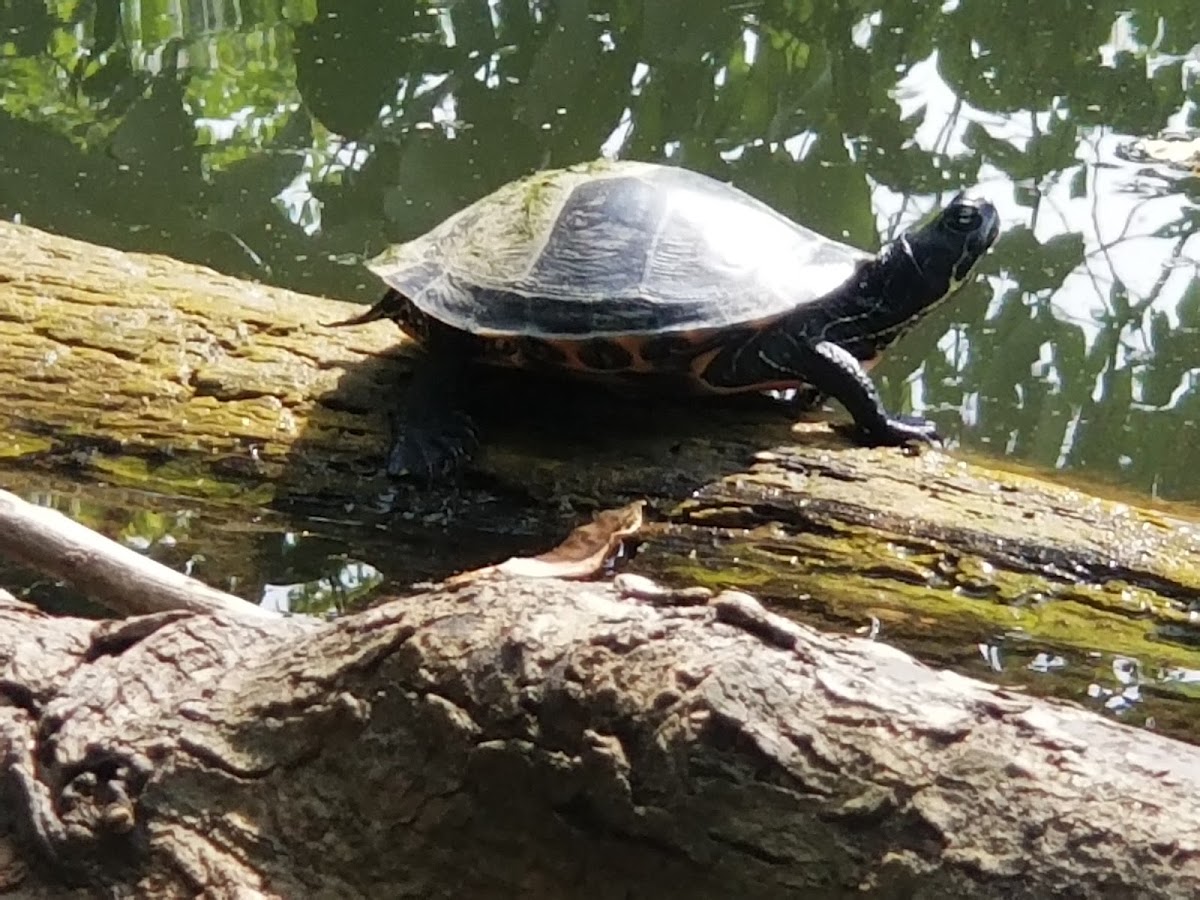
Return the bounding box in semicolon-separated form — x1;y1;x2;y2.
4;220;1200;897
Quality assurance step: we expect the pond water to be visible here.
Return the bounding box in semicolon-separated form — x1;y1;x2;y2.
2;2;1200;732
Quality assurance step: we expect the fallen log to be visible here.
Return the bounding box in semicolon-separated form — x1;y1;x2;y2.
2;219;1198;689
4;576;1200;898
3;221;1200;897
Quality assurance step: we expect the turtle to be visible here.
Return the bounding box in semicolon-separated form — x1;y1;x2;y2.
336;160;1000;478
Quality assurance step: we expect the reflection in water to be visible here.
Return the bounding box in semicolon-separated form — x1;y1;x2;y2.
259;549;384;616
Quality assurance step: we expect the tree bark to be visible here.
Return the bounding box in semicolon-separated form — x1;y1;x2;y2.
4;221;1200;897
4;580;1200;899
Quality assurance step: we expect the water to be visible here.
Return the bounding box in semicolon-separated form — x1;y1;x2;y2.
2;2;1199;731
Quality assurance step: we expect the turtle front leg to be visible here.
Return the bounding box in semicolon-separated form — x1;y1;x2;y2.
385;336;480;479
803;340;939;445
703;333;940;446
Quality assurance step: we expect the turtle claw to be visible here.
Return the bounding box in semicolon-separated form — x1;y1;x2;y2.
841;414;942;449
385;411;480;480
870;415;942;447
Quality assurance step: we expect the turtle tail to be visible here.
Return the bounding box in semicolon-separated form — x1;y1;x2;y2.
323;289;408;328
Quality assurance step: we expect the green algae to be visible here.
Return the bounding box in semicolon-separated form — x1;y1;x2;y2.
0;435;54;458
637;519;1200;675
90;454;277;505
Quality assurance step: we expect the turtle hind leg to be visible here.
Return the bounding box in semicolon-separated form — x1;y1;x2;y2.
385;404;479;480
385;330;481;480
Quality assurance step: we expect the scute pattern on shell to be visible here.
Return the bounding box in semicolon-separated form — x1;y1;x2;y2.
367;160;870;338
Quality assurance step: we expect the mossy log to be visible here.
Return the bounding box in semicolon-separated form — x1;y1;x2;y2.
2;220;1198;678
4;221;1200;897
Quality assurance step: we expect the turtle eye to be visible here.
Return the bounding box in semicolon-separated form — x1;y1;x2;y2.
945;201;983;233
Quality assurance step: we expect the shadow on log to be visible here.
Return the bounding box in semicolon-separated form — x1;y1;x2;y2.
3;221;1200;897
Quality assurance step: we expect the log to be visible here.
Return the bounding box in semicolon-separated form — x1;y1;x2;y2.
2;219;1198;696
4;579;1200;898
4;221;1200;897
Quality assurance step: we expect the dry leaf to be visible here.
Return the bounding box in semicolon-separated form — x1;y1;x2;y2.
448;500;645;585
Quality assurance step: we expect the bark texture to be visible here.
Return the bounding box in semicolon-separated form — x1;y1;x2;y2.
4;583;1200;899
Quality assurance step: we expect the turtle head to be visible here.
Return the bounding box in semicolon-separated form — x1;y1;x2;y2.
897;193;1001;305
835;192;999;350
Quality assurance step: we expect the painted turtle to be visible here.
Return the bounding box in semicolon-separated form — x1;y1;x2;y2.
337;160;1000;477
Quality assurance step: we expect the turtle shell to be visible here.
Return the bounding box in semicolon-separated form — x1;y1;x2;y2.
368;160;869;339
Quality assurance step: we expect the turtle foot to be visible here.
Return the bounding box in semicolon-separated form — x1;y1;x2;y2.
385;412;480;480
851;415;942;448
